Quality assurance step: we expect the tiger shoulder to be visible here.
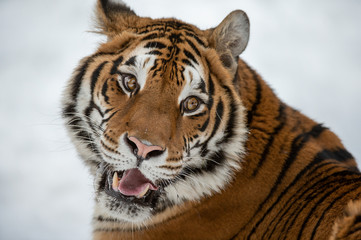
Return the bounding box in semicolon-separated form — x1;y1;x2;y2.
61;0;361;239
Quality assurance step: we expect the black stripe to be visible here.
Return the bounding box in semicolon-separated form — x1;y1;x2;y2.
313;148;356;166
110;55;123;75
198;118;209;132
207;73;215;109
281;171;360;238
264;163;340;239
190;110;207;118
267;172;357;239
84;101;104;119
104;108;114;115
276;174;355;238
196;78;206;94
70;48;127;103
309;124;328;138
181;59;194;67
246;69;262;126
62;103;76;119
91;61;108;94
100;110;118;127
183;49;198;64
185;31;206;47
141;33;159;41
331;148;355;163
169;33;183;44
185;38;201;57
200;100;224;157
88;62;107;113
310;184;361;239
196;74;214;131
205;150;226;172
266;148;356;239
298;180;361;239
124;56;136;66
250;125;326;235
179;150;226;181
68;116;99;154
71;57;93;101
222;101;237;142
236;124;328;240
144;41;166;49
219;85;237;144
346;227;361;238
101;79;110;104
147;50;162;56
83;61;108;152
251;104;286;177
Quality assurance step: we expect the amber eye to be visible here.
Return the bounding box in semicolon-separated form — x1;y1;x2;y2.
183;96;201;113
122;74;138;93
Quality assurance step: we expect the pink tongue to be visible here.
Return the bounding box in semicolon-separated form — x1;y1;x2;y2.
118;168;158;196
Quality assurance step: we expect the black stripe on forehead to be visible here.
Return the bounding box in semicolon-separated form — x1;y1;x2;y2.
185;31;206;48
182;59;194;68
183;49;198;65
147;50;163;56
133;19;207;47
144;41;167;49
136;21;197;34
185;38;201;57
196;78;207;94
110;55;123;75
124;56;136;66
142;33;160;41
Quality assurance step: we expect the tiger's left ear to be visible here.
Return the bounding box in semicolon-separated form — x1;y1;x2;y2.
95;0;139;38
207;10;250;75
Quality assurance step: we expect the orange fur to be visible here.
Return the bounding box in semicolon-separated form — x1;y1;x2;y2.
62;1;361;239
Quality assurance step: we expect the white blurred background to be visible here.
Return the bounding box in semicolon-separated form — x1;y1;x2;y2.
0;0;360;239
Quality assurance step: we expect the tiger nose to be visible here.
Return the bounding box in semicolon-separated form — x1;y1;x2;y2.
127;136;164;159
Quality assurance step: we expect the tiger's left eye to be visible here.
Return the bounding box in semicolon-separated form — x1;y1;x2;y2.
183;96;201;113
122;74;138;93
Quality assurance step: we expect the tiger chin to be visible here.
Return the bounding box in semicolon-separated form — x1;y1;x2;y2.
62;0;361;239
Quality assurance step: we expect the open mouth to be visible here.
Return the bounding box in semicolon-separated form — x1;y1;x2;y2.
104;168;161;206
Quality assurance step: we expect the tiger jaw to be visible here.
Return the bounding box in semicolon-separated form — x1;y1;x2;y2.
105;169;160;204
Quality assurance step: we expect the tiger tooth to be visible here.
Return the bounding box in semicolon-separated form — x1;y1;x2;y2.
112;172;119;191
136;184;150;198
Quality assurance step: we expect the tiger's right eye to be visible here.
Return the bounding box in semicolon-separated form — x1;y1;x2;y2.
122;74;139;93
183;96;201;113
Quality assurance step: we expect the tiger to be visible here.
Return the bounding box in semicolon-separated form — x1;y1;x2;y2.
61;0;361;239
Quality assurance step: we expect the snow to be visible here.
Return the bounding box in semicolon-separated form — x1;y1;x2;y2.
0;0;360;239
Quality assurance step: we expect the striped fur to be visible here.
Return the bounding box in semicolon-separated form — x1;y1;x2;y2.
62;1;361;239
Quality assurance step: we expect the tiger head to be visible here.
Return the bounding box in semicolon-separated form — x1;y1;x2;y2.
62;0;249;225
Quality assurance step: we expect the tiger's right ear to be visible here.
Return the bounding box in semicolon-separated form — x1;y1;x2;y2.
95;0;139;37
207;10;250;75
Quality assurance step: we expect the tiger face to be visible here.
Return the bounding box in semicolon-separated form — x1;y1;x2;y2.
62;0;249;225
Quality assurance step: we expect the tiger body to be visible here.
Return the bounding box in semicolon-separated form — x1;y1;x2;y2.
62;1;361;239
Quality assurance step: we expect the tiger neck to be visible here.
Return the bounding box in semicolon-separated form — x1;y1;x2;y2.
236;58;356;175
